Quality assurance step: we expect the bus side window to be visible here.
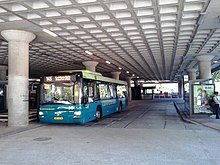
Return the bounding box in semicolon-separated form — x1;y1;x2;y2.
100;84;105;99
109;84;116;98
99;83;110;99
95;83;100;100
117;85;126;98
116;85;121;98
105;84;111;99
83;81;95;103
88;81;94;102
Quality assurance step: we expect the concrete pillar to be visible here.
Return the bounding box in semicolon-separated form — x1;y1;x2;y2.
134;79;139;87
139;82;143;87
178;77;184;98
82;61;98;72
195;55;214;79
126;77;132;102
187;69;197;81
0;65;7;81
111;71;121;80
1;30;35;127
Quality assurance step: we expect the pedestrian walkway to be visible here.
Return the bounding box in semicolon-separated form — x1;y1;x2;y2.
0;122;43;138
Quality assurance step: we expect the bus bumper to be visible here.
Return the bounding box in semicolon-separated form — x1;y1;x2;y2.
39;115;84;124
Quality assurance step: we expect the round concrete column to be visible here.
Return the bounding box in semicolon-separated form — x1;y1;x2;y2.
126;77;132;102
195;55;214;80
1;30;35;127
178;77;184;99
134;79;139;87
187;69;197;81
82;61;98;72
139;82;143;87
0;65;7;81
111;71;121;80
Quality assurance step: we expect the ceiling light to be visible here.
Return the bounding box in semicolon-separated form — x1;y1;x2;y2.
213;60;218;63
106;61;111;64
132;74;135;76
137;76;139;78
85;50;93;55
42;28;57;37
118;67;122;70
126;71;129;74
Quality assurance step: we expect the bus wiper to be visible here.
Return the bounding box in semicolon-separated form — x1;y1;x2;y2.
62;99;75;104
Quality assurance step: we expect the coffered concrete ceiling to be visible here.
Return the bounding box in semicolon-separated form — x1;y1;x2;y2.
0;0;219;80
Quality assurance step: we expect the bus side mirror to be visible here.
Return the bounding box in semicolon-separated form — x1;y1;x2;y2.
83;96;89;104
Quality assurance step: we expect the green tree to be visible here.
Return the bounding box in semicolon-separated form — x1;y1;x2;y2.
212;70;220;82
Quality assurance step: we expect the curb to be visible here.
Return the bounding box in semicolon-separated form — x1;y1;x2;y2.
174;101;220;132
173;102;193;124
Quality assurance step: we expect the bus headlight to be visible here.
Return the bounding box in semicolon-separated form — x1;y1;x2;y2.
39;111;44;116
74;111;81;116
74;111;81;119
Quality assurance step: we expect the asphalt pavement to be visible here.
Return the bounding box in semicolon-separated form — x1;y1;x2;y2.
0;99;220;165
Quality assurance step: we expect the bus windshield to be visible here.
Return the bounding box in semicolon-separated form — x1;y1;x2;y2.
42;81;82;104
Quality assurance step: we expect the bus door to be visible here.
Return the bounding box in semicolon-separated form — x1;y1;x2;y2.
83;81;97;121
117;85;128;109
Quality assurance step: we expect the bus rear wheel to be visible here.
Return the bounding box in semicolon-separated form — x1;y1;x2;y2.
95;107;102;121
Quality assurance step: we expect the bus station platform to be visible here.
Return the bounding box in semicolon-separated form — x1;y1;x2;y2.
0;99;220;165
175;100;220;131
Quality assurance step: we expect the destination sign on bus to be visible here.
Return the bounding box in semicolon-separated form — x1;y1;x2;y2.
44;75;76;82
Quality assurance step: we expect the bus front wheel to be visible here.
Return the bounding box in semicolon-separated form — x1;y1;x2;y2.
95;107;102;121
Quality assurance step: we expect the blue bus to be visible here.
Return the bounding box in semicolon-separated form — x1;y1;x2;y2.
39;70;128;124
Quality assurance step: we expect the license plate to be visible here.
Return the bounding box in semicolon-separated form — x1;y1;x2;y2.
54;117;63;120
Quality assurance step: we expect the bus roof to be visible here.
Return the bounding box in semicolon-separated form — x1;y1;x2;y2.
58;70;127;85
